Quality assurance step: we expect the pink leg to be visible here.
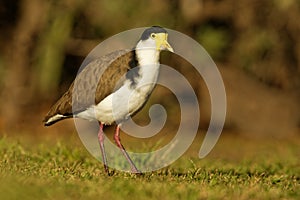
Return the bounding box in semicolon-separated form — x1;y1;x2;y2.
97;123;109;174
114;125;140;173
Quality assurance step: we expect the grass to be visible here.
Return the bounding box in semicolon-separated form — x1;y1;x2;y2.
0;132;299;200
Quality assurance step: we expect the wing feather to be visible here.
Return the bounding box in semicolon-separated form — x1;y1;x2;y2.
44;50;135;125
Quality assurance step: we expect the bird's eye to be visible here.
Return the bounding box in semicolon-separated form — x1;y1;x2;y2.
150;33;156;39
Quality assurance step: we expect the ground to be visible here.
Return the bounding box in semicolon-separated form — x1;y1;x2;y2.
0;130;299;200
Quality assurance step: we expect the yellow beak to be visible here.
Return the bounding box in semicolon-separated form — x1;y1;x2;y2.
155;33;174;52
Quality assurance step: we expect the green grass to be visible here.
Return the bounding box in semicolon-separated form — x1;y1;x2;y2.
0;133;299;200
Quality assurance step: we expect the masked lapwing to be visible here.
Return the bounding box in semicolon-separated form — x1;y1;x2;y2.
44;26;174;174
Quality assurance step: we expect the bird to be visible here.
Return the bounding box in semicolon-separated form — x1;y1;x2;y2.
44;26;174;174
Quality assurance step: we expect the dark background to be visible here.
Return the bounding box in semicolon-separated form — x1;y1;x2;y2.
0;0;299;138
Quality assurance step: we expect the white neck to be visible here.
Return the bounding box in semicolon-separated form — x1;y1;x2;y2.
134;40;161;88
135;40;160;66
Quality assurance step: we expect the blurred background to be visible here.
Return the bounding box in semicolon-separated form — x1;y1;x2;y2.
0;0;299;138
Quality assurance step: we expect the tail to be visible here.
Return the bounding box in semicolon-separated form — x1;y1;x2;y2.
43;114;72;126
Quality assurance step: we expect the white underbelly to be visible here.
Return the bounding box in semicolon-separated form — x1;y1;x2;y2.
76;80;157;125
96;80;155;124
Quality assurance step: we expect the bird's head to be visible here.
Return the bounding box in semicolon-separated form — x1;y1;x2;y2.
138;26;174;52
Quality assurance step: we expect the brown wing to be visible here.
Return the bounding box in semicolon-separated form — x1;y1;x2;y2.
44;50;136;125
